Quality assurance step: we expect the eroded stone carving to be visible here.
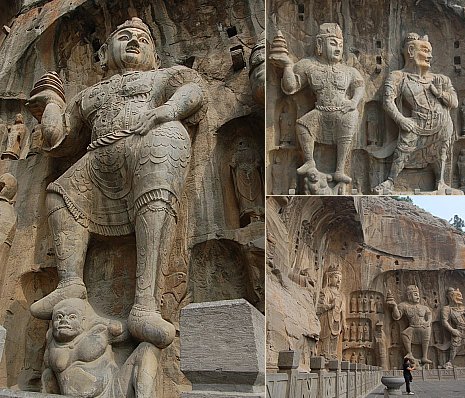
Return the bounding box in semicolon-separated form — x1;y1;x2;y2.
249;31;265;106
386;285;432;364
441;287;465;368
316;265;346;359
0;173;17;248
27;18;206;352
1;113;27;160
458;149;465;191
42;298;160;397
374;33;458;194
230;137;264;227
269;23;365;193
27;124;43;157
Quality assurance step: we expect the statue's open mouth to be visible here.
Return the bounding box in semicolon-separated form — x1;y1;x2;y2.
126;47;140;54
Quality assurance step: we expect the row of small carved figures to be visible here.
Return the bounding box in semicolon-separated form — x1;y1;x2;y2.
350;294;384;314
343;321;371;342
0;115;42;160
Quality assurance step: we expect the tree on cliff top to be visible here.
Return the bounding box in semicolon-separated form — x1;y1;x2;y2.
449;215;465;232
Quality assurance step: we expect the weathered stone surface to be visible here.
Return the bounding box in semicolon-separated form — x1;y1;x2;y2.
266;196;465;370
266;0;465;195
180;299;264;394
0;1;264;395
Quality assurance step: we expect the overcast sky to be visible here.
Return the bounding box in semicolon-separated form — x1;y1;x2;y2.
409;196;465;222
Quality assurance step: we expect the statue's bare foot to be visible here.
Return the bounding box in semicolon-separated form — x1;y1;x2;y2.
128;304;175;349
404;352;414;360
297;160;316;175
437;181;451;191
444;361;453;369
30;277;87;320
332;171;352;184
421;357;433;365
373;179;394;195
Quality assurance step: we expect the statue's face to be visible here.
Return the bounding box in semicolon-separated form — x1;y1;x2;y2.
322;37;343;63
407;288;420;303
107;27;156;71
328;272;342;289
52;303;85;343
412;40;432;69
450;289;463;305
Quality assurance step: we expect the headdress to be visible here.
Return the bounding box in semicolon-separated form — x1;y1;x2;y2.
316;23;343;40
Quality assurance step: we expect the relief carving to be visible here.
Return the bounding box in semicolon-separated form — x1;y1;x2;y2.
386;285;432;364
1;113;28;160
374;33;459;194
0;173;17;249
26;17;206;379
316;265;345;359
441;287;465;368
42;298;160;397
269;23;365;194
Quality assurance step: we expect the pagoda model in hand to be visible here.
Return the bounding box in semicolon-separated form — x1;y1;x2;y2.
27;17;206;349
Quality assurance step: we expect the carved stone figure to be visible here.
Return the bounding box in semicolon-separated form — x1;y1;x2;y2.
26;18;207;350
350;321;357;342
316;265;346;359
358;294;363;313
363;323;370;341
249;31;265;106
0;118;7;152
350;352;356;363
278;103;294;147
363;294;369;313
269;24;365;189
358;351;365;364
271;155;287;195
458;149;465;190
374;322;388;370
358;322;364;341
386;285;432;364
27;124;43;157
351;295;358;313
460;99;465;135
0;173;17;248
1;113;27;160
369;295;376;313
441;287;465;368
230;137;264;226
304;169;334;195
374;33;458;194
42;298;160;397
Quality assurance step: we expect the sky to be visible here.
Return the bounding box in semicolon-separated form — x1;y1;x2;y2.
408;196;465;223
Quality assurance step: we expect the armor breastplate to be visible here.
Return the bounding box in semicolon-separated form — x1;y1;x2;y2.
81;71;165;141
311;64;349;107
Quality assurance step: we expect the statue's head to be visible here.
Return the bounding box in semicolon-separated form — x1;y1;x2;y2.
406;285;420;304
403;33;432;70
52;298;87;343
316;23;343;64
99;17;159;73
14;114;23;124
0;173;17;201
326;266;342;289
249;31;265;105
447;287;463;305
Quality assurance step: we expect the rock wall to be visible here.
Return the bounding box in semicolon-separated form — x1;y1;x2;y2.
0;1;264;396
266;196;465;370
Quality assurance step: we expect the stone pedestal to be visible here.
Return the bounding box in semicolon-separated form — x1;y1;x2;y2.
0;391;68;397
180;299;265;398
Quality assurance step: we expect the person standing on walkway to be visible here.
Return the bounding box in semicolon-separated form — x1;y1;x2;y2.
403;357;415;395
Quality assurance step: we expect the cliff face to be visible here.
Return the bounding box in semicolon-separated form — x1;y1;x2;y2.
0;0;264;395
266;196;465;370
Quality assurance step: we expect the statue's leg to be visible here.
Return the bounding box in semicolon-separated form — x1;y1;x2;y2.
334;138;352;184
401;328;413;359
30;193;88;319
435;142;449;190
115;342;161;398
296;124;316;175
420;328;432;364
127;203;176;349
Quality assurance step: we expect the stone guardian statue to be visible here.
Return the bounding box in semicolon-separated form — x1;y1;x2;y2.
269;24;365;192
374;33;458;194
386;285;432;364
26;18;206;350
441;287;465;368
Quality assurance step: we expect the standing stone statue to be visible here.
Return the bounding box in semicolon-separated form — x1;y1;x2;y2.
248;31;265;106
42;298;160;397
269;23;365;190
27;124;44;157
374;33;458;194
316;265;346;359
386;285;432;364
230;137;264;226
278;103;294;147
1;113;28;160
26;18;206;350
441;287;465;368
0;118;7;152
0;173;17;250
374;322;388;370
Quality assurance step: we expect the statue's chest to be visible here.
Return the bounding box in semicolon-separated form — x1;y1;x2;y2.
310;66;349;92
81;73;163;135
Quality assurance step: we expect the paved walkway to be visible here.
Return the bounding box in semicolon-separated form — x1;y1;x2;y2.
365;379;465;398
